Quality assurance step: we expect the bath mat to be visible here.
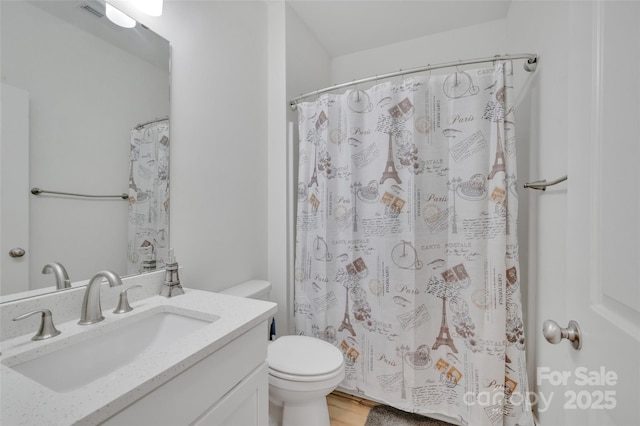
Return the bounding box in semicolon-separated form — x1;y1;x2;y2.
365;405;456;426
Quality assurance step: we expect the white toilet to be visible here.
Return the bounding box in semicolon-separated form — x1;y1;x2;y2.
221;280;345;426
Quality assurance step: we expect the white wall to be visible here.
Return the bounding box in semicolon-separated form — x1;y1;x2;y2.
266;3;331;335
267;1;289;335
285;4;332;104
1;1;168;290
331;19;506;83
113;1;269;292
505;1;570;423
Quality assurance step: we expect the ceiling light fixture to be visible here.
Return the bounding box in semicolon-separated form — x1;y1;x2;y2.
105;2;136;28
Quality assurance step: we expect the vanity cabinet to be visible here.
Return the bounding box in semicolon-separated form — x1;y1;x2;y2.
102;323;269;426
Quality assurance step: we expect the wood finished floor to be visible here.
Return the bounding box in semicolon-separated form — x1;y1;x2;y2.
327;391;378;426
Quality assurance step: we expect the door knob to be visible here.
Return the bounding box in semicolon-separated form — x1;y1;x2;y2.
9;247;26;257
543;319;582;350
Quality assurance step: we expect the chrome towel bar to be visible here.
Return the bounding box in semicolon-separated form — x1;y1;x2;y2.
31;187;129;200
523;175;568;191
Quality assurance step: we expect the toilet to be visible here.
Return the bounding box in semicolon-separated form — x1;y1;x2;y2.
221;280;345;426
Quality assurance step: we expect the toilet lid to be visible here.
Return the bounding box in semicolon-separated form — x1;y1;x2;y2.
268;335;344;376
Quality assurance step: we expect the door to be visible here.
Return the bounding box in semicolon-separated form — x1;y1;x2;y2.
539;2;640;425
1;83;30;295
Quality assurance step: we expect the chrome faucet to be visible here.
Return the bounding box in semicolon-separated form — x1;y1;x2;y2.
42;262;71;289
78;270;123;325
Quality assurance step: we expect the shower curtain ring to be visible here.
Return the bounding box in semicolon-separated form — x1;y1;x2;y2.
454;62;464;85
454;65;461;85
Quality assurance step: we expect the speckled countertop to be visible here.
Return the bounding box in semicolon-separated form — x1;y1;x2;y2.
0;288;277;425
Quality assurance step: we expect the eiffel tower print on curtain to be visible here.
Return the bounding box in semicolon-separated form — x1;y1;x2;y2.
380;133;401;184
432;295;458;353
488;114;506;180
308;144;319;187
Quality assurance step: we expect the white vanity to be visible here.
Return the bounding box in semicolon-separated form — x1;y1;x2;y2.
0;273;277;425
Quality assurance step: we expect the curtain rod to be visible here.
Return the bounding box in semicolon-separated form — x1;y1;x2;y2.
289;53;537;110
135;116;169;130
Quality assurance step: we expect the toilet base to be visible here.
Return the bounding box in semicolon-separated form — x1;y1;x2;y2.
269;396;330;426
268;400;283;426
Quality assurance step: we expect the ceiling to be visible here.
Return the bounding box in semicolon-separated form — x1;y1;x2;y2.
286;0;512;57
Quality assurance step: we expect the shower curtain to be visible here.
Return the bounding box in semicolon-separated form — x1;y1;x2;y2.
127;120;170;275
294;61;534;425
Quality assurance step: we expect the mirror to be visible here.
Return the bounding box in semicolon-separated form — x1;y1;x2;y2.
0;0;170;300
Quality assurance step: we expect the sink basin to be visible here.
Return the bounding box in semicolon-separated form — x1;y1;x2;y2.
8;311;215;393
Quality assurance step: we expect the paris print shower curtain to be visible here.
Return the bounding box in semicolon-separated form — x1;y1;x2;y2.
127;120;170;275
294;61;534;425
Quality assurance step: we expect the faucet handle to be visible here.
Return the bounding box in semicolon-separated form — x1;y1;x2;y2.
13;309;61;341
113;285;142;314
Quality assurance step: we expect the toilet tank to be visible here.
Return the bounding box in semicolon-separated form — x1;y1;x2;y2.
220;280;272;301
220;280;275;340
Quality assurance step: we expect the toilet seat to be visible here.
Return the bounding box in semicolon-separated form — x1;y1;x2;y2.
269;365;343;382
267;335;344;381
